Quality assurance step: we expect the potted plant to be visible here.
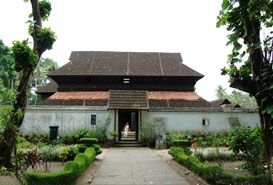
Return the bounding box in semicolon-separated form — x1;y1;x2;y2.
111;131;118;145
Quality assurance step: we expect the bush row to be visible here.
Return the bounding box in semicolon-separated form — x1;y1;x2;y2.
166;131;230;147
171;139;191;147
169;147;272;185
21;123;110;144
194;150;244;162
24;147;96;185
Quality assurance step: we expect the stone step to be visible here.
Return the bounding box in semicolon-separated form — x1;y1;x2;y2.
114;142;143;147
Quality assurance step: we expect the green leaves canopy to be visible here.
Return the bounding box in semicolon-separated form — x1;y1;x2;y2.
39;0;51;20
11;40;38;72
217;0;273;83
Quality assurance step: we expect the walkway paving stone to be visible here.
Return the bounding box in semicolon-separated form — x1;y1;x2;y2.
90;147;189;185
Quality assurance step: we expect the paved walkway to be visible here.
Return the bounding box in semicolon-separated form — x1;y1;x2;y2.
90;147;189;185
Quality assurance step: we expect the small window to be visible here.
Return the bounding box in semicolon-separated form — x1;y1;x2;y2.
229;117;240;128
202;118;209;126
91;114;96;125
123;78;130;84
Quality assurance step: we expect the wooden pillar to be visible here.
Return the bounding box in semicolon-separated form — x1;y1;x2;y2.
114;109;116;131
138;110;142;142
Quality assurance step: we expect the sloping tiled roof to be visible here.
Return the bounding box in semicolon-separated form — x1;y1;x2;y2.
49;51;203;77
210;99;241;108
147;91;201;100
36;81;58;93
108;90;148;109
40;91;210;108
148;91;210;108
49;92;109;100
41;91;109;106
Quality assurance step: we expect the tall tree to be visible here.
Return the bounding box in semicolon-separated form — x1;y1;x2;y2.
216;85;227;100
28;58;58;104
0;0;56;167
226;90;258;109
214;85;258;109
0;40;17;104
217;0;273;165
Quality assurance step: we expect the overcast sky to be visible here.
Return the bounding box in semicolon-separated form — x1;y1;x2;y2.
0;0;232;100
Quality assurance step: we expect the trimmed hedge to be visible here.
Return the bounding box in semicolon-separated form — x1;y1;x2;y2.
80;138;98;147
77;144;87;153
24;147;96;185
92;144;102;155
171;140;191;147
169;147;272;185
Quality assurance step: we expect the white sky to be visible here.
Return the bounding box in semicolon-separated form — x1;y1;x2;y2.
0;0;233;100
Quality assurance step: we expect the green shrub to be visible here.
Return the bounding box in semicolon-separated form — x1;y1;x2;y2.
0;105;12;132
92;144;102;155
74;153;89;173
73;116;111;143
140;121;155;147
171;139;190;147
73;129;98;140
63;161;81;176
169;147;272;185
24;171;74;185
76;144;87;153
38;144;79;162
39;145;58;163
194;151;243;162
58;145;69;162
66;145;80;160
80;138;98;147
24;147;96;185
111;130;118;138
58;134;76;145
229;126;264;175
84;148;96;163
22;133;50;144
167;131;229;148
0;166;8;176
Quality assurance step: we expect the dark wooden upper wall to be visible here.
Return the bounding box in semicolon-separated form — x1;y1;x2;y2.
54;76;197;91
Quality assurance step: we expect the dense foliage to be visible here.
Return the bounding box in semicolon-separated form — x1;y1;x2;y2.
215;85;258;109
170;147;272;185
24;147;96;185
229;126;264;175
11;40;37;72
0;39;58;105
217;0;273;163
166;131;229;148
0;0;56;167
140;121;156;147
0;40;17;104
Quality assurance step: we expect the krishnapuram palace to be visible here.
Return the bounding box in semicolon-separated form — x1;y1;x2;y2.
21;51;259;142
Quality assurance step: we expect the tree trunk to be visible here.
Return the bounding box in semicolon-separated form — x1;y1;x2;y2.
260;112;273;164
0;69;34;167
0;0;46;168
0;125;17;167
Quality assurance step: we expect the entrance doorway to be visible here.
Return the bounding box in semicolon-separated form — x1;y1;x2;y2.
118;110;138;141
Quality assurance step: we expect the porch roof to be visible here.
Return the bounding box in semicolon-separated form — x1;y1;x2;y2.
108;90;149;109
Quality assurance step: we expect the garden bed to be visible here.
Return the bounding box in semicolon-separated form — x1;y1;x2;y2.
0;162;65;185
207;161;249;176
169;147;272;185
26;162;64;173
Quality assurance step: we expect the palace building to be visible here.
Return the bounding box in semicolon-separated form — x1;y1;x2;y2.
21;51;259;142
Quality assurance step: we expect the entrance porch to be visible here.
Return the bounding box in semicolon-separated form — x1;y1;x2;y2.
109;90;148;143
